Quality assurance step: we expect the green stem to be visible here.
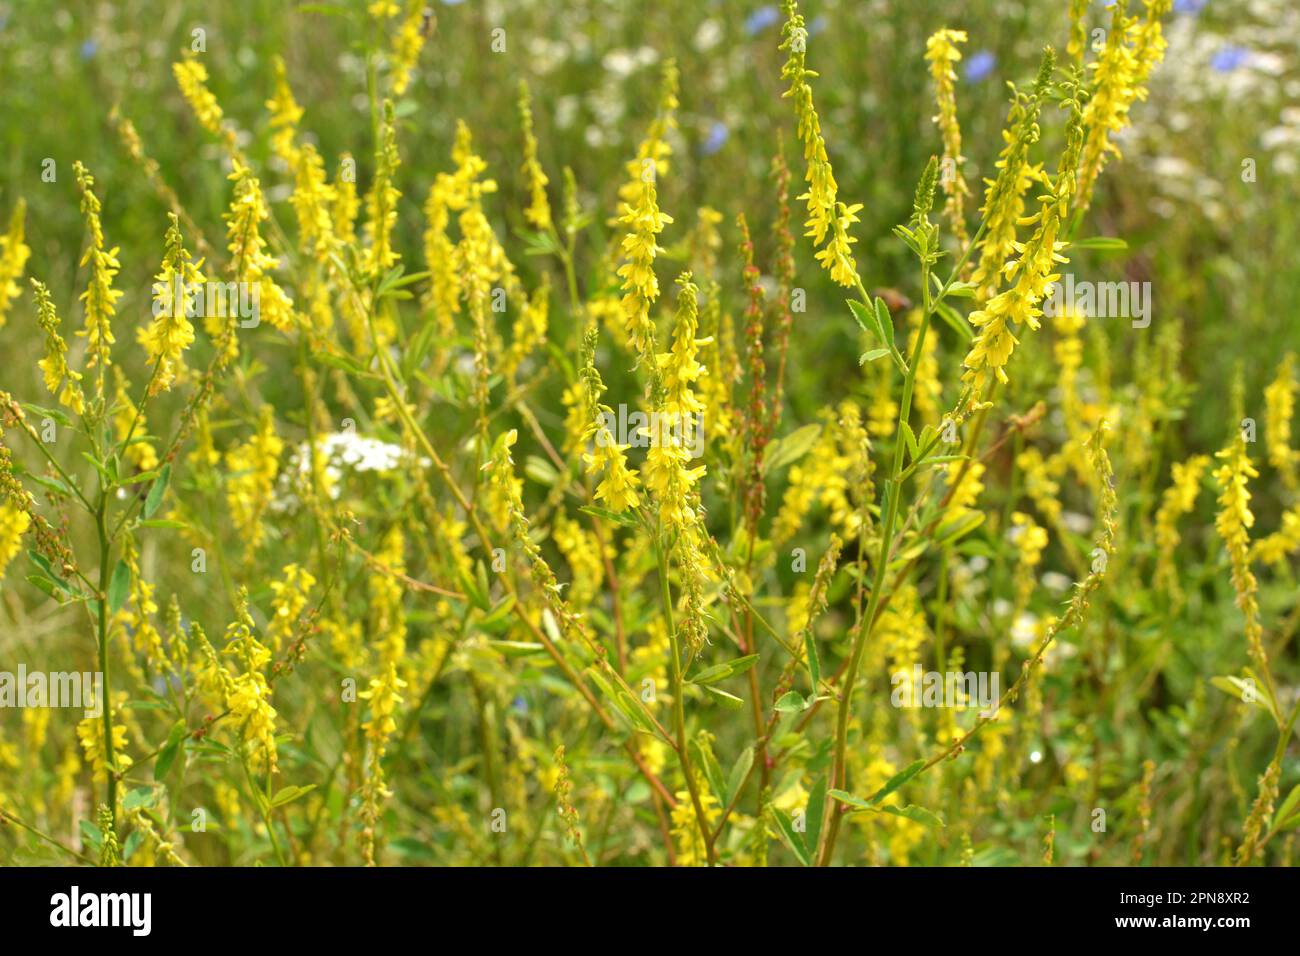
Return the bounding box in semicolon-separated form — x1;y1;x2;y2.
818;264;935;867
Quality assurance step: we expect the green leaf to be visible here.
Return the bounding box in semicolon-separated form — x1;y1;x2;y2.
25;574;63;601
725;746;754;807
858;348;890;365
873;297;896;349
935;509;985;544
689;654;759;686
485;640;547;658
579;504;640;529
879;804;945;827
138;518;189;530
154;720;188;780
122;787;160;812
1072;236;1128;251
691;735;726;806
803;628;821;693
143;463;171;518
774;690;807;713
769;807;812;866
827;789;872;810
804;775;827;856
865;758;926;805
1273;784;1300;831
764;424;821;473
700;684;745;709
934;300;974;341
269;784;318;808
900;421;918;462
106;560;130;615
19;402;74;428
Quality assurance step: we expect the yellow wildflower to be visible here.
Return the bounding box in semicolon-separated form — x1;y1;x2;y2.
76;694;132;782
31;279;85;414
364;100;403;278
579;328;641;512
925;29;970;247
266;55;303;168
779;0;862;288
0;199;30;328
112;369;159;472
142;213;203;395
225;406;283;548
1213;415;1268;680
962;72;1085;404
268;563;316;654
617;61;678;363
225;158;295;345
671;775;720;867
1153;454;1209;601
970;58;1050;302
73;161;121;373
518;80;553;233
1264;353;1297;490
0;499;30;580
1077;0;1172;215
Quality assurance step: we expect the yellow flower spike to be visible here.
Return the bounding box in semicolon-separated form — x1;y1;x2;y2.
961;65;1084;405
970;56;1051;302
779;0;861;288
0;199;31;329
224;158;295;347
518;80;553;233
1076;0;1172;216
617;60;678;365
291;142;337;265
578;328;642;513
142;213;203;395
502;277;550;383
266;55;303;168
1009;511;1049;613
31;279;85;415
1264;353;1298;490
671;772;719;866
1213;393;1270;688
1067;0;1091;65
225;405;283;549
268;563;317;654
369;525;408;668
111;368;158;473
173;54;239;157
359;661;407;865
364;100;403;278
227;671;278;775
643;274;708;535
0;498;30;581
1252;505;1300;567
390;0;431;96
119;533;164;672
76;693;132;783
332;152;360;245
73;161;122;377
925;28;971;248
1154;454;1210;604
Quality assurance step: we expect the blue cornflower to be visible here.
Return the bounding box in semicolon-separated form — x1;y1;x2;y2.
745;5;780;35
1211;45;1249;72
965;50;996;83
702;121;729;156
